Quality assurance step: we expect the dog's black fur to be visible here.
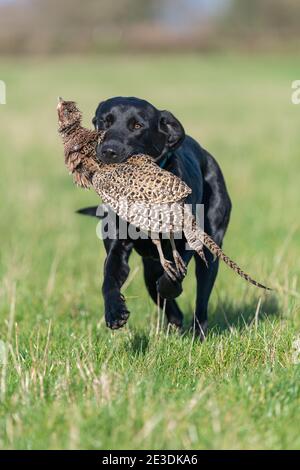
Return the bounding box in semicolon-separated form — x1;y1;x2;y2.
80;97;232;337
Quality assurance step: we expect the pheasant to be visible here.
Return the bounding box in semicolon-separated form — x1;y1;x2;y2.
57;97;271;290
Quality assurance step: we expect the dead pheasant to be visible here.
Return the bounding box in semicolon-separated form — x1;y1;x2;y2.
57;98;271;290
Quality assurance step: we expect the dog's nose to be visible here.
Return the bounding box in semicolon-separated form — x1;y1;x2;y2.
101;148;118;160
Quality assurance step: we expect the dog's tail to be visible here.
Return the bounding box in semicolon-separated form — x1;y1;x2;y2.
76;206;101;218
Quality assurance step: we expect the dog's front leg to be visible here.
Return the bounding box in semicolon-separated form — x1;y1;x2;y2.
102;238;133;329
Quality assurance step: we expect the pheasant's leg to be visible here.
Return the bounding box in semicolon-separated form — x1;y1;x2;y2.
151;238;178;282
196;242;208;267
156;238;195;300
170;233;187;277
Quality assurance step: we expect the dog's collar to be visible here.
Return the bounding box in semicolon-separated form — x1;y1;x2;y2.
158;151;173;169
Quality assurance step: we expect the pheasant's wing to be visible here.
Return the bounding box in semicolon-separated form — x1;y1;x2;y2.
117;200;186;234
93;171;185;234
129;201;185;234
93;154;192;204
123;155;192;203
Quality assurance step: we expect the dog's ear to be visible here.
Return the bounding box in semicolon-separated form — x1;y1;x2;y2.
92;116;97;129
158;110;185;150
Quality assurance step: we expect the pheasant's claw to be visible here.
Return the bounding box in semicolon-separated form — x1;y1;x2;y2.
173;251;187;277
163;260;178;282
199;249;208;268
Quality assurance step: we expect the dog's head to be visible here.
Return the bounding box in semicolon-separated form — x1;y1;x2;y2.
92;97;185;164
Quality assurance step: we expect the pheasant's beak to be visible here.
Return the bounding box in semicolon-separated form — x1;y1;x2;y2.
57;96;64;110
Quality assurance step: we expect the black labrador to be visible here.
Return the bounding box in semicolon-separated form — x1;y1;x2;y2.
79;97;232;338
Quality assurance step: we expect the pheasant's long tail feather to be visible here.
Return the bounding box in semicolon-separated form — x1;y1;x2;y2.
184;212;271;290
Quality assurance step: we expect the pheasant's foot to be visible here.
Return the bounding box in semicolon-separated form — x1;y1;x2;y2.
198;248;208;267
173;250;187;277
152;238;179;282
162;259;178;282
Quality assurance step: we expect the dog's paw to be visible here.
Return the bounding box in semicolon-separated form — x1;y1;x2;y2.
156;273;183;300
105;294;130;330
166;315;183;330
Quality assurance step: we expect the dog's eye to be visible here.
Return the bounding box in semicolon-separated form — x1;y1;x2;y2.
105;114;114;128
96;119;105;129
133;122;142;130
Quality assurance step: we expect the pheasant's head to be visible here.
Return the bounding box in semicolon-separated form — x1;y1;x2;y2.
57;97;82;131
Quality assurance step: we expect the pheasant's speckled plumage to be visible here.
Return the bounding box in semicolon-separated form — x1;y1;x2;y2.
91;155;193;237
57;98;271;290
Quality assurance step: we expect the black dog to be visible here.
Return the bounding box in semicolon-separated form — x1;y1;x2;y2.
79;97;231;338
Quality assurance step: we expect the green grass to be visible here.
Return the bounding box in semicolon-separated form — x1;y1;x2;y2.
0;54;300;449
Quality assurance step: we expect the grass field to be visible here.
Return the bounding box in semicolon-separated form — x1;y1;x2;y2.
0;54;300;449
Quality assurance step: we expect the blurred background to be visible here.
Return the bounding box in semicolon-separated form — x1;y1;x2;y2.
0;0;300;54
0;0;300;449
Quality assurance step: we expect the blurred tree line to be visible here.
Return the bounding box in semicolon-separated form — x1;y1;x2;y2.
222;0;300;49
0;0;299;54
